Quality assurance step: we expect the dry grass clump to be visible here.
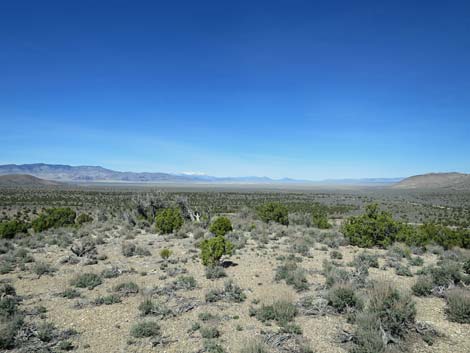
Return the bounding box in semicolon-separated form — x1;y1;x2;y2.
70;273;102;290
206;280;246;303
240;339;269;353
350;281;416;353
445;288;470;324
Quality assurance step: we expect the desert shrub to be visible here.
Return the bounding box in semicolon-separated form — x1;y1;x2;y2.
101;266;122;279
209;217;233;237
312;207;331;229
58;288;81;299
206;280;246;303
200;325;220;339
198;312;217;321
94;294;122;305
200;236;233;266
0;220;29;239
76;213;93;225
174;275;197;290
289;212;312;227
409;256;424;267
445;289;470;324
412;276;434;297
14;248;34;263
205;265;226;279
70;273;102;289
203;340;226;353
351;282;416;352
32;208;76;232
429;260;464;288
257;202;289;225
342;204;401;248
352;252;380;269
155;207;183;234
225;231;247;250
114;281;139;296
323;260;352;288
256;299;297;326
58;340;74;351
37;322;56;342
160;248;172;259
387;243;411;259
122;242;150;257
327;284;363;313
0;316;24;349
330;250;343;259
395;265;413;277
138;299;172;318
32;261;56;277
275;260;309;291
130;321;161;338
463;259;470;275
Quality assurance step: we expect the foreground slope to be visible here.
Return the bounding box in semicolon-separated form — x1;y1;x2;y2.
0;174;61;187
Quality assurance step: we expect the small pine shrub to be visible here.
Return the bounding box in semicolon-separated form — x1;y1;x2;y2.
160;248;172;260
200;236;233;266
257;202;289;225
32;208;76;232
209;217;233;237
312;207;331;229
155;208;183;234
0;220;29;239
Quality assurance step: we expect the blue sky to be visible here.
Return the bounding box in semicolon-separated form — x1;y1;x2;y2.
1;1;469;179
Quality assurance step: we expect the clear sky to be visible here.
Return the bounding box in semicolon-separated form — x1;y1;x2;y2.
1;1;469;179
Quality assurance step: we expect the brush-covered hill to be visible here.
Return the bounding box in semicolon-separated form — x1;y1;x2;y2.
0;174;61;187
392;172;470;190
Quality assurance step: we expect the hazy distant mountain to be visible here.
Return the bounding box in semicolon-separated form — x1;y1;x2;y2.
0;174;61;187
0;164;305;184
392;172;470;189
0;163;401;185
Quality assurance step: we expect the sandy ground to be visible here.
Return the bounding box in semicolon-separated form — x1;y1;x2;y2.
2;227;469;353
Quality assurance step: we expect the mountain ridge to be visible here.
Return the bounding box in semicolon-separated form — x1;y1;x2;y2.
0;163;402;185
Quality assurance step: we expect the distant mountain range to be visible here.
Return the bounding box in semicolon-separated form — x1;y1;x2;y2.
0;163;402;185
393;172;470;190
